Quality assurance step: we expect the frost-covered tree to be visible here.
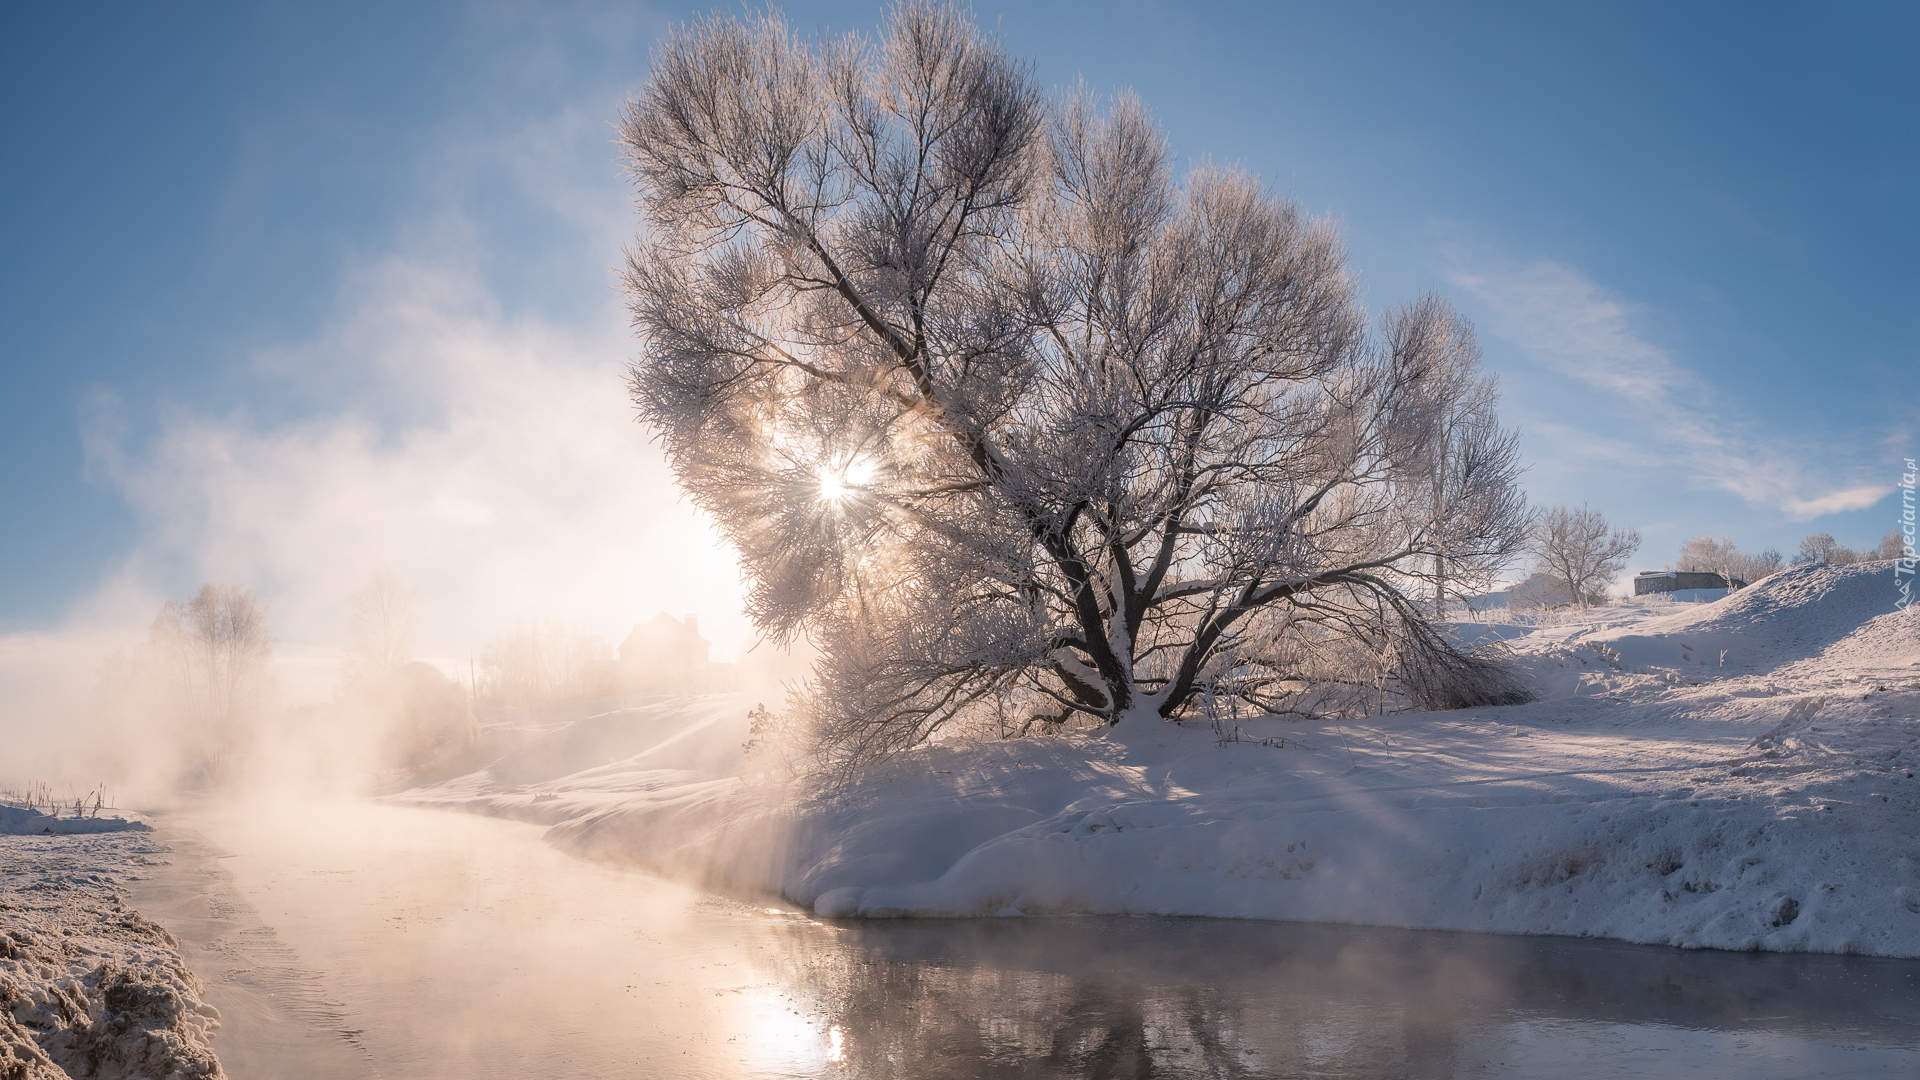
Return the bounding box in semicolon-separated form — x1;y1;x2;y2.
1795;532;1863;565
1527;505;1639;608
1796;532;1837;564
150;583;274;784
1675;535;1737;580
342;570;416;685
619;2;1529;765
1745;546;1785;581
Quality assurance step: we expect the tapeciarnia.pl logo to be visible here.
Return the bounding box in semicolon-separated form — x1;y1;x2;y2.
1897;457;1916;611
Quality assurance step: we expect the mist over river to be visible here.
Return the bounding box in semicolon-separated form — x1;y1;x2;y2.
129;802;1920;1079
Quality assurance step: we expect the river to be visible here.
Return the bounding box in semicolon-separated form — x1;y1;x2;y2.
129;800;1920;1079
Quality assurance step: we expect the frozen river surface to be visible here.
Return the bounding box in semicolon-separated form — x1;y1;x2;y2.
130;801;1920;1079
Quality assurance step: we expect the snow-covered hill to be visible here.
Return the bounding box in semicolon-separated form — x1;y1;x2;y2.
399;561;1920;956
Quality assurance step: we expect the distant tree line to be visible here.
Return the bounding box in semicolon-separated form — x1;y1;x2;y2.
1791;530;1905;567
1495;506;1904;615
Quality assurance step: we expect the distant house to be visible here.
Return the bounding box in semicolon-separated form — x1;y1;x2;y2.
1633;571;1748;596
614;612;712;691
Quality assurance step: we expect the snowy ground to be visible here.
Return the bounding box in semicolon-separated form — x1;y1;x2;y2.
399;561;1920;957
0;816;225;1080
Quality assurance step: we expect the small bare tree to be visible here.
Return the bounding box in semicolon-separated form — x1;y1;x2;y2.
479;621;610;706
1796;532;1837;564
1795;532;1863;565
620;2;1529;767
1745;546;1785;580
151;583;274;784
343;570;417;684
1527;505;1639;608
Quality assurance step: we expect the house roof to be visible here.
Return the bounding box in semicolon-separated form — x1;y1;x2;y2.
617;612;709;661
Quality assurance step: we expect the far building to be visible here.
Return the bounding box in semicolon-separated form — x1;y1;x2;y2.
1633;571;1748;597
614;611;714;692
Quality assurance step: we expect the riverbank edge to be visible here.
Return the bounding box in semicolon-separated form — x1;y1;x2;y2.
1;829;225;1080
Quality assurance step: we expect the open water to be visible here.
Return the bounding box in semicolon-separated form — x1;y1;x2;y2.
131;801;1920;1079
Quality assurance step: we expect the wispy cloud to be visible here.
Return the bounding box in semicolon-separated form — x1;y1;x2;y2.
1445;253;1888;520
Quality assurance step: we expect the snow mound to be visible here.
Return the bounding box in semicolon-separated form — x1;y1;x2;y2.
1579;562;1909;676
396;695;752;826
1441;622;1534;648
483;695;749;787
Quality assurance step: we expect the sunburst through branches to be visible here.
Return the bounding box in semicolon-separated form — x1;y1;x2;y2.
814;457;876;505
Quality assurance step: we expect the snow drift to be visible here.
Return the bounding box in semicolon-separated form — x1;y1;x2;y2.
401;561;1920;956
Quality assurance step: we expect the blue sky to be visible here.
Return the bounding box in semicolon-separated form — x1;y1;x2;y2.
2;1;1913;655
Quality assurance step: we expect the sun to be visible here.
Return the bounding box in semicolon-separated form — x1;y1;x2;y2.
816;470;850;502
815;457;876;503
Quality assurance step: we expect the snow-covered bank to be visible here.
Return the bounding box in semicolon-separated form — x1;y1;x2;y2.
395;694;755;826
1;808;152;838
400;562;1920;956
1;829;224;1080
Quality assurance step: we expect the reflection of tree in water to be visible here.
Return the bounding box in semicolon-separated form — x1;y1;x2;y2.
746;916;1920;1079
752;921;1468;1078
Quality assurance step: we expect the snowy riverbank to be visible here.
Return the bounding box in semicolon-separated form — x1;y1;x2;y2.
1;822;225;1080
400;561;1920;957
